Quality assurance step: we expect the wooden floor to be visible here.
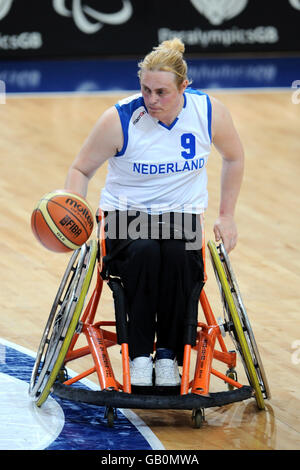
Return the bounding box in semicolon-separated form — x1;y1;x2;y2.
0;90;300;450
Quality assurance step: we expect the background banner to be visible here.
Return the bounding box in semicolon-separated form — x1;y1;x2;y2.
0;0;300;59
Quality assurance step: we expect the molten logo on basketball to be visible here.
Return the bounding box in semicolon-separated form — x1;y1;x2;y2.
65;198;93;230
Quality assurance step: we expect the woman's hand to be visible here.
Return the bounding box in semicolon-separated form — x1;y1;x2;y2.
213;215;237;253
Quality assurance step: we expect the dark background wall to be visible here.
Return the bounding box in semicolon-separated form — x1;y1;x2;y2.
0;0;300;59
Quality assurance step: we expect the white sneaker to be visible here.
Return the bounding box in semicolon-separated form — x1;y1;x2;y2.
130;356;153;386
155;358;181;386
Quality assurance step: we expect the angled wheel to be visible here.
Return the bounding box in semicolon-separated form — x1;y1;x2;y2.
208;241;270;410
29;240;98;407
218;242;271;401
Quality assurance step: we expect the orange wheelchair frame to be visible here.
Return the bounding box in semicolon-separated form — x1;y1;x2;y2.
29;212;270;428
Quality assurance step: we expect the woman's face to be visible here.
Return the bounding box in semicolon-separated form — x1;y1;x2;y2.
140;70;188;125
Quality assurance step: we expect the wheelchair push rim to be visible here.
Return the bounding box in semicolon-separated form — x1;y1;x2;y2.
207;241;270;410
28;240;98;407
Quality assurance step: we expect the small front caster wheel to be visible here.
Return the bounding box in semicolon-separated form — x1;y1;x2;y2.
105;406;116;428
226;368;238;391
192;408;205;428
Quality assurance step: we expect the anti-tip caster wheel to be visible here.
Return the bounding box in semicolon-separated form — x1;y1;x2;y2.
226;367;238;391
105;406;117;428
192;408;205;428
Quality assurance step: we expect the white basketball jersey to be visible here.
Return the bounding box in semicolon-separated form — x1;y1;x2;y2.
100;88;212;214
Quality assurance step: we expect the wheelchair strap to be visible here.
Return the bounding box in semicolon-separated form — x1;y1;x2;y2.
107;277;129;345
100;238;134;280
183;280;205;347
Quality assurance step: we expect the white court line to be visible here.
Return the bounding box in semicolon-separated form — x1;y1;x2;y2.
0;337;165;451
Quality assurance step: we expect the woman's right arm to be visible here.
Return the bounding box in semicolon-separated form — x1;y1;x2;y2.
64;106;123;197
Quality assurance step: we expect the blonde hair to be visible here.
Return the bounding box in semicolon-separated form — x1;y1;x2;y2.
138;37;191;88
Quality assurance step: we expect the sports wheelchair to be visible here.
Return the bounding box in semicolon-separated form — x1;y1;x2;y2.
29;211;270;428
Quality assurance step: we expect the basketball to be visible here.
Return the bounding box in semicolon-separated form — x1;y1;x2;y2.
31;189;94;253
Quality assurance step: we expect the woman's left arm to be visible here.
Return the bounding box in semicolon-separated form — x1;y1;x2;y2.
210;96;245;253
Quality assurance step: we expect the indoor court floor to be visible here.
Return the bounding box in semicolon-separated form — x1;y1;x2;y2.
0;55;300;451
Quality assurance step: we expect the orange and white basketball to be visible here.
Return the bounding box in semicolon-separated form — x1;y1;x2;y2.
31;189;94;253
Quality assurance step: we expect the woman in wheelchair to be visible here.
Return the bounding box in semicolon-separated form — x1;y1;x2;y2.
64;37;244;388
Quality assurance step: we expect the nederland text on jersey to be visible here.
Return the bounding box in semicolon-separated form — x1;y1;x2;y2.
133;157;205;175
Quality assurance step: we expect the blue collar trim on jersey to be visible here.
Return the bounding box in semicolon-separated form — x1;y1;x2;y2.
158;117;178;130
158;93;187;130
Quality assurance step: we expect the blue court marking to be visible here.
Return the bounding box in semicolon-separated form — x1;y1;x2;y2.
0;339;164;450
1;56;299;95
